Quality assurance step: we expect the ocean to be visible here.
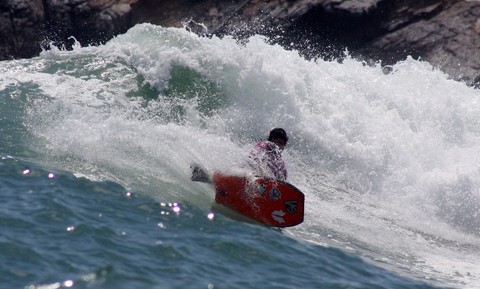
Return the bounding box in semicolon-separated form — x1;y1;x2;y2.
0;23;479;289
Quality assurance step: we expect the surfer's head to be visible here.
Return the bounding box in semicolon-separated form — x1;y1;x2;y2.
268;128;288;149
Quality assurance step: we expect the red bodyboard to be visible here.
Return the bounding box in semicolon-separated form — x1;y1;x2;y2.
212;172;305;227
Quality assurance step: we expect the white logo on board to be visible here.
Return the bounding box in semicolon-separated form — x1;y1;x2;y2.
272;210;286;223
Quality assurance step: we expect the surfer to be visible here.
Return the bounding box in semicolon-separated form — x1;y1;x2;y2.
191;128;289;182
248;128;288;181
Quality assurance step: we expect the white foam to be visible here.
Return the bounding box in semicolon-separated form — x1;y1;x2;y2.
2;23;480;288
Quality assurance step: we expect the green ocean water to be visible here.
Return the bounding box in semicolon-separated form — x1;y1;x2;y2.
1;24;479;289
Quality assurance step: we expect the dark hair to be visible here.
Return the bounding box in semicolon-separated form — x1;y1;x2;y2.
268;128;289;143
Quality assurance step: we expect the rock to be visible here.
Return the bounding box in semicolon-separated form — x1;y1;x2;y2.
0;0;135;59
1;0;479;87
42;0;136;50
0;0;44;59
357;1;480;86
219;0;480;87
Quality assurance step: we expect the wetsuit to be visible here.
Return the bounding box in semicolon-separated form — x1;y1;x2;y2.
248;140;287;181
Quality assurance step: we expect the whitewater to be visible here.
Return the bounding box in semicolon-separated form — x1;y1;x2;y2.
0;23;479;288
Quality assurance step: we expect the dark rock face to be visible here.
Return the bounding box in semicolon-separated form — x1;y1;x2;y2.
1;0;479;87
0;0;134;59
355;1;480;86
42;0;134;49
0;0;44;59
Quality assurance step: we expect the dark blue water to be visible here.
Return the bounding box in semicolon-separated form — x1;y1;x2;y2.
0;157;445;289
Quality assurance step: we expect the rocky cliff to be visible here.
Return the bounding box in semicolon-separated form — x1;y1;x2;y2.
1;0;479;87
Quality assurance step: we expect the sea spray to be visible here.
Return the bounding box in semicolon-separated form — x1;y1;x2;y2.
0;23;479;288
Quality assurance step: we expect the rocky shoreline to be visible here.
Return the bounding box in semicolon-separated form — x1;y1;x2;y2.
1;0;479;87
